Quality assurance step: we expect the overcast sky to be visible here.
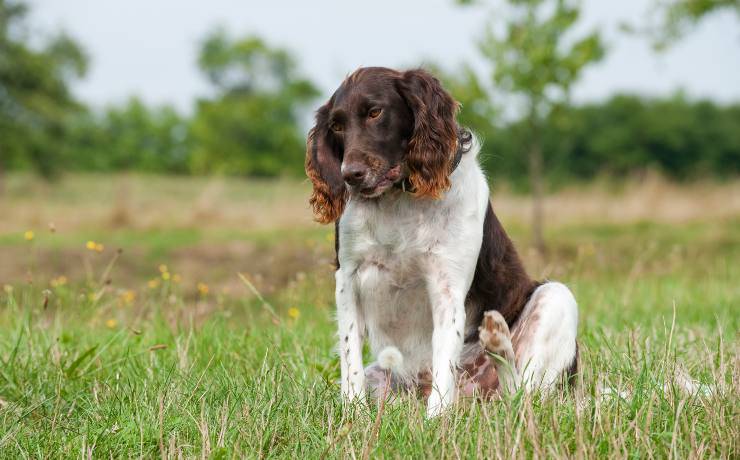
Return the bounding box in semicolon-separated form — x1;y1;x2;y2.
27;0;740;112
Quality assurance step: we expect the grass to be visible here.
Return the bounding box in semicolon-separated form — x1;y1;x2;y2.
0;173;738;458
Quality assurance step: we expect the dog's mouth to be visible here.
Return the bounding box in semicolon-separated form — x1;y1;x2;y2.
358;164;404;198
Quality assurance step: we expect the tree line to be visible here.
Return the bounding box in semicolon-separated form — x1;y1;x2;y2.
458;91;740;188
1;0;738;186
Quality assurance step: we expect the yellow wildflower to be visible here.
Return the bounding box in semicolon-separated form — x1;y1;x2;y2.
3;285;12;294
336;422;352;438
147;279;160;289
121;290;136;304
24;230;34;241
50;276;68;288
158;264;168;274
161;271;171;281
197;282;209;296
94;243;104;253
172;274;182;284
288;307;301;319
105;318;118;329
86;241;96;250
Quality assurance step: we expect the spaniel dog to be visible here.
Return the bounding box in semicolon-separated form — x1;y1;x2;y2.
305;67;578;417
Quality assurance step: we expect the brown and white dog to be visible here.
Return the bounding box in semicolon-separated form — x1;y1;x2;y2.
305;67;578;417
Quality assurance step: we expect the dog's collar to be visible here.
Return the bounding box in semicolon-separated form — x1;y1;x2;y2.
394;142;465;193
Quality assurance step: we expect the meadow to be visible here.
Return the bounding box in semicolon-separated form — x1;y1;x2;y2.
0;173;737;458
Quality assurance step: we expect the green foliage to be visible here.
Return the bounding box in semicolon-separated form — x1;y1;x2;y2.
63;30;320;178
64;98;190;173
2;0;738;184
0;0;88;178
436;63;740;188
1;3;319;179
557;95;740;180
189;29;319;176
477;94;740;186
459;0;607;249
646;0;740;50
479;0;605;116
447;0;739;188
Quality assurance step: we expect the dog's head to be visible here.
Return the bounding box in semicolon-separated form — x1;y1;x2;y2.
305;67;460;223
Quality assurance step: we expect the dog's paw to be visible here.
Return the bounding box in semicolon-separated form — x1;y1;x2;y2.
479;310;512;358
341;372;367;404
426;392;450;418
341;387;366;405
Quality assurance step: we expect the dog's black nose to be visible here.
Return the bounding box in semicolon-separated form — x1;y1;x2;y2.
342;163;367;186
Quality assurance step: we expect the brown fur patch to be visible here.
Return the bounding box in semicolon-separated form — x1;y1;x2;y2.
466;203;539;340
305;115;347;224
397;70;460;199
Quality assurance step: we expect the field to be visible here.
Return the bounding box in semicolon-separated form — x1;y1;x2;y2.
0;173;738;458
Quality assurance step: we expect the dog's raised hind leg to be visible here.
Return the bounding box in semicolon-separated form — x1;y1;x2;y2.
479;310;520;395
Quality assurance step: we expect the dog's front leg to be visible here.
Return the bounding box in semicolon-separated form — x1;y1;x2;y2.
335;267;366;402
426;269;466;417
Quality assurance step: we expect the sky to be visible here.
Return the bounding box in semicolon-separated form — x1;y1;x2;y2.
27;0;740;113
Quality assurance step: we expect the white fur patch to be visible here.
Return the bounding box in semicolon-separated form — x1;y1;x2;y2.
514;281;578;390
335;138;491;414
338;141;488;383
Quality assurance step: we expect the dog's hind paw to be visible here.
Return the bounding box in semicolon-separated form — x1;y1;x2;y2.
479;310;520;394
479;310;513;359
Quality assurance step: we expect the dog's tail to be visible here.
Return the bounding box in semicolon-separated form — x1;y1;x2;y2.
378;346;404;373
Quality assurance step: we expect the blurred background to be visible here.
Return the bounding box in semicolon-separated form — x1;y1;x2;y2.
0;0;738;311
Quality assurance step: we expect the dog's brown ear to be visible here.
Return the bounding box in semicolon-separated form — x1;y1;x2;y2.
305;102;346;223
396;69;459;198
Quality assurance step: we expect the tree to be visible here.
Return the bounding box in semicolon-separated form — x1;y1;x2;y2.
640;0;740;50
483;93;740;183
0;0;88;179
190;29;318;177
458;0;605;255
64;98;190;173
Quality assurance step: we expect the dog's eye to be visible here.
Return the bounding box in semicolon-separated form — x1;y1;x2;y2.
368;108;382;119
330;122;344;133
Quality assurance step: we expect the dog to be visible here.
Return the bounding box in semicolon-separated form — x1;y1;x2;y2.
305;67;578;417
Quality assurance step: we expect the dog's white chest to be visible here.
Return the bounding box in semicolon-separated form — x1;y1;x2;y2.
337;155;489;381
342;197;443;377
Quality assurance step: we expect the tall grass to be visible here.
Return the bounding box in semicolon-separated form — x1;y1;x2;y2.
0;174;737;458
